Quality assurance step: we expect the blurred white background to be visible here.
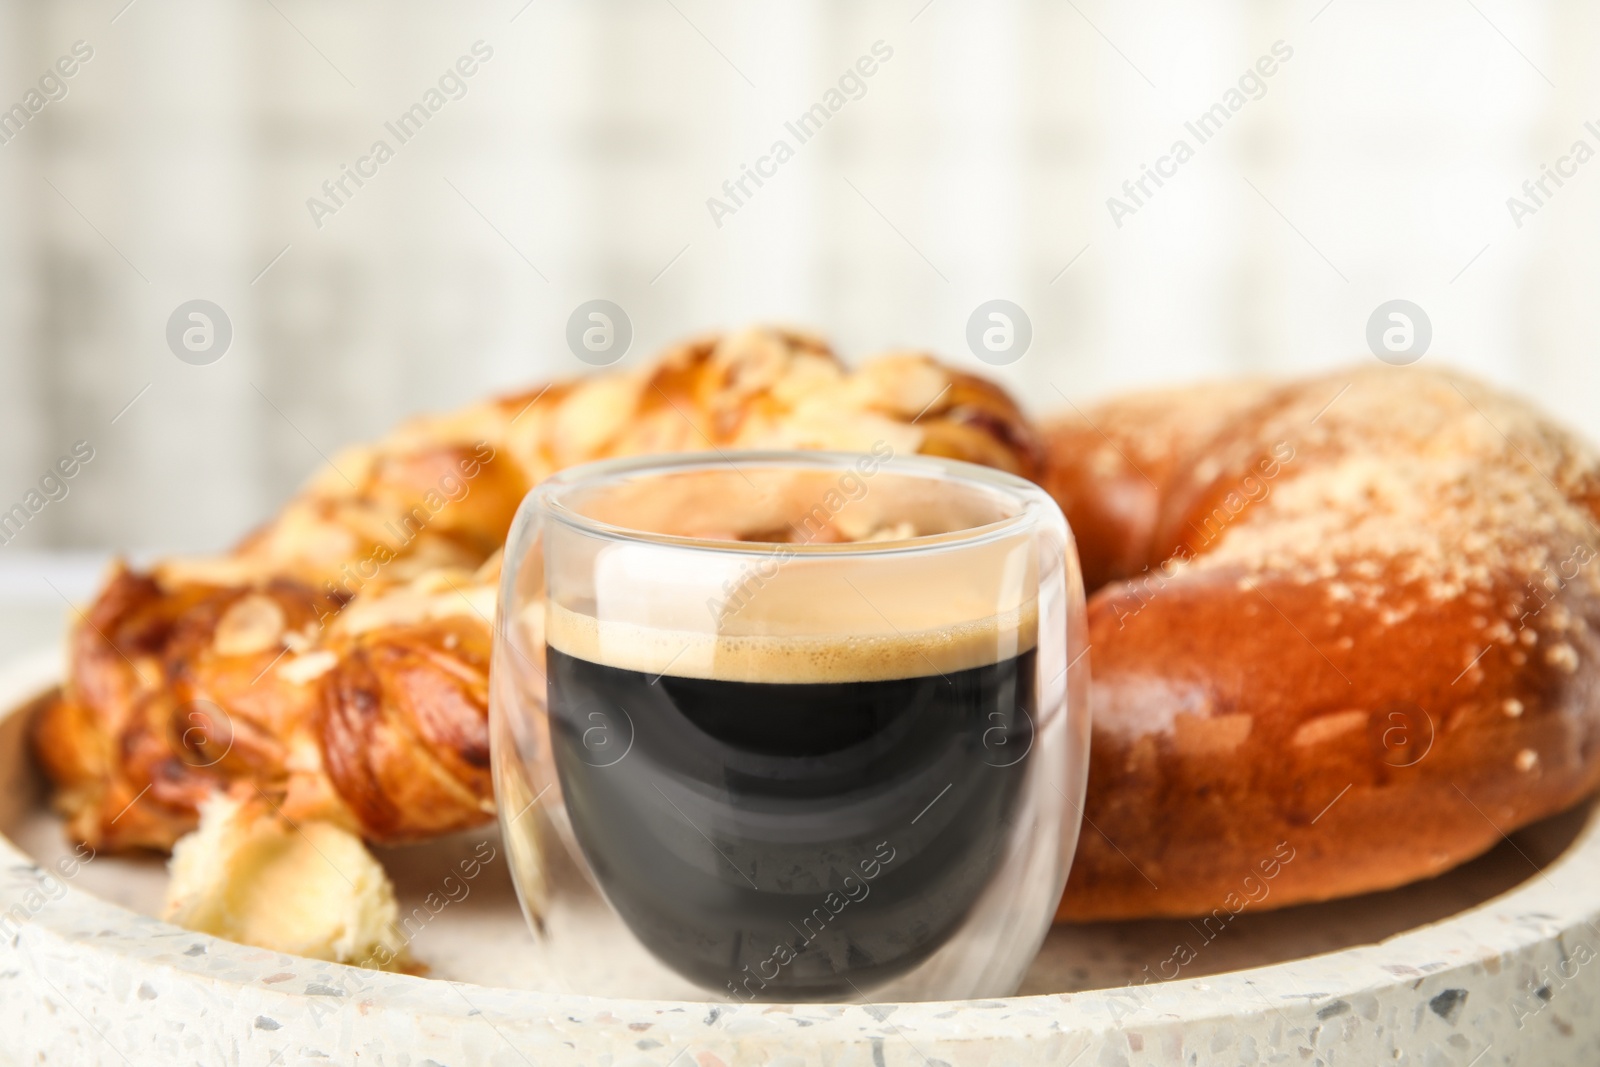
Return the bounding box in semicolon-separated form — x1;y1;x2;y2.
0;0;1596;583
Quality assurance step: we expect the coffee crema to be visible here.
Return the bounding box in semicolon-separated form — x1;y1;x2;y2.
544;606;1038;998
543;599;1038;683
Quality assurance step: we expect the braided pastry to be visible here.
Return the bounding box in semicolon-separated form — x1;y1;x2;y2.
33;328;1040;854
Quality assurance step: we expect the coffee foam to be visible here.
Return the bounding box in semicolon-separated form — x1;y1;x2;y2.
541;599;1038;684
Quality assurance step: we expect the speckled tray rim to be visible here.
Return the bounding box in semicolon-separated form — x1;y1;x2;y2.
4;646;1598;1063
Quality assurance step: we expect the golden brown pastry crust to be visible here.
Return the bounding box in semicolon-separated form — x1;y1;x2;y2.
317;615;495;842
1048;364;1600;919
34;328;1040;851
36;341;1600;924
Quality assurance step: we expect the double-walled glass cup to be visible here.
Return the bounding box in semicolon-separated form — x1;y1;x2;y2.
490;451;1089;1002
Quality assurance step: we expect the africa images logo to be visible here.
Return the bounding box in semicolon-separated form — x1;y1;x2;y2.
305;41;494;229
1105;41;1293;227
705;41;894;228
0;41;94;147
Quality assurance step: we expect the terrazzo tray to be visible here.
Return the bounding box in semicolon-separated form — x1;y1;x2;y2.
2;646;1597;1065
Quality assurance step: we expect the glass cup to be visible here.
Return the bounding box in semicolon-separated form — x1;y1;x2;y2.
490;450;1089;1002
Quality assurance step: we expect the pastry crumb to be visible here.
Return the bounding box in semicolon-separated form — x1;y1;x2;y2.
164;792;408;970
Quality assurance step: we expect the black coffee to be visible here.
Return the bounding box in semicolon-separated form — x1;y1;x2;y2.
546;638;1035;999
